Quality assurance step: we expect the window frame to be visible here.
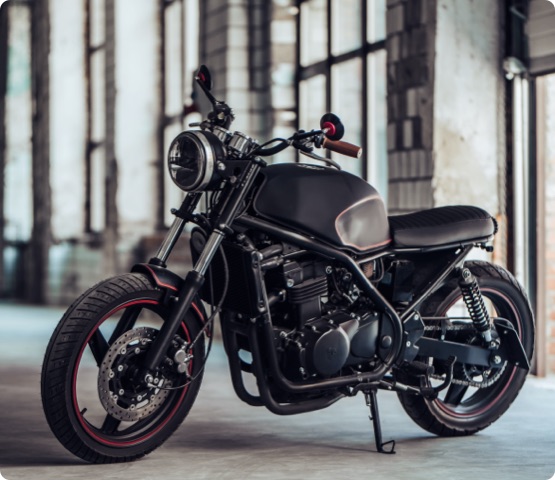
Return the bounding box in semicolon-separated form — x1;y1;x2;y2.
295;0;386;182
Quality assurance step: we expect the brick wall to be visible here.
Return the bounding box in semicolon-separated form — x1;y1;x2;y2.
200;0;273;141
386;0;435;214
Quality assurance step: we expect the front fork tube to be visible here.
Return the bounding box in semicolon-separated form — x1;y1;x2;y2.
142;229;225;372
150;191;202;267
142;162;262;375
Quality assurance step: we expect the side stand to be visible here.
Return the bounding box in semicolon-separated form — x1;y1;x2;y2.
364;389;396;454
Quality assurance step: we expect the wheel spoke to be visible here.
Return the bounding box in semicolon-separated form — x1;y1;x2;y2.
89;330;109;367
101;414;122;435
443;383;468;406
109;306;142;344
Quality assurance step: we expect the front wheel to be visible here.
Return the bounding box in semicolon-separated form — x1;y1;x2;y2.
41;273;206;463
397;261;534;436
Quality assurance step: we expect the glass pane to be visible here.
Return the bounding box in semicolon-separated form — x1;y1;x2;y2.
91;50;105;142
299;74;326;132
367;50;387;198
184;0;199;102
90;0;105;47
300;0;327;66
367;0;386;43
331;0;361;56
165;1;183;116
331;58;362;176
90;146;106;232
4;4;33;242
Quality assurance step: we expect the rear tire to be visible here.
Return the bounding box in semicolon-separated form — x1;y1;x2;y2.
41;273;205;463
397;261;534;436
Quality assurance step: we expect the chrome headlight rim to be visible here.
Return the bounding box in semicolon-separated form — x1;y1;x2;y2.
167;130;225;192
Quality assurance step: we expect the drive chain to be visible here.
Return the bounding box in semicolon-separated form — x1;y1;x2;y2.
422;322;505;388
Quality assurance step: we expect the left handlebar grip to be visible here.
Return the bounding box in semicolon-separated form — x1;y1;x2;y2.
322;138;362;158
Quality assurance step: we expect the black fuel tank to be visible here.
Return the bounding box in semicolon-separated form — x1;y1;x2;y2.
253;163;391;252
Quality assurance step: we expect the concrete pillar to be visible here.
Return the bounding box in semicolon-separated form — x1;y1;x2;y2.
386;0;505;223
433;0;503;216
542;74;555;374
104;0;118;275
29;0;51;303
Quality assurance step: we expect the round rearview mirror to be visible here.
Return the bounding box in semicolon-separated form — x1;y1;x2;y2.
196;65;213;91
320;113;345;141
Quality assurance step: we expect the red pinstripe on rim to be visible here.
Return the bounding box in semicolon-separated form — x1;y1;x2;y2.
71;299;203;447
433;288;523;418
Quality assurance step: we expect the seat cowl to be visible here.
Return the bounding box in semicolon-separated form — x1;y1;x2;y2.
388;206;495;248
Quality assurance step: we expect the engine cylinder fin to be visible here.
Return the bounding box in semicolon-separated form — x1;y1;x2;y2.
289;277;328;303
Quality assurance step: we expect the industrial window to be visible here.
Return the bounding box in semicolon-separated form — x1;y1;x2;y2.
297;0;387;196
161;0;200;227
85;0;107;233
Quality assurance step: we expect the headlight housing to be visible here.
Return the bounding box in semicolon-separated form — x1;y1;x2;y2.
167;130;226;192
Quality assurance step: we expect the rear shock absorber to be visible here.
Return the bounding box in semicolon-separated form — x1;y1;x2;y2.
458;268;493;344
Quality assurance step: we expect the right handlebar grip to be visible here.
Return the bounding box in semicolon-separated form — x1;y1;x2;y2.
322;138;362;158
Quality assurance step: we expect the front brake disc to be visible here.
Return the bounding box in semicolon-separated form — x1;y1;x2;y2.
97;327;173;422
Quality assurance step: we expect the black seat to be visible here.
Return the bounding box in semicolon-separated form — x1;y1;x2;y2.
388;206;496;248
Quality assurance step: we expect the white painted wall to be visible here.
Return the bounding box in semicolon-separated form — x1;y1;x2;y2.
50;0;87;240
433;0;503;215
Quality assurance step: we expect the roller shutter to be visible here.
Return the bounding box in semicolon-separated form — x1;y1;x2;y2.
526;0;555;74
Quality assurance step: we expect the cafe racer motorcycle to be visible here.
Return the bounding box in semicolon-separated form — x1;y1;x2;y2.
41;66;533;463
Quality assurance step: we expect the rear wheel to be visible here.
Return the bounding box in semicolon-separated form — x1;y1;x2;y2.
41;273;205;463
397;261;534;436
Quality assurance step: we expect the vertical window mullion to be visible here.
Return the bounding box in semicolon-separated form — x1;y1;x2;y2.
325;0;331;114
361;0;368;180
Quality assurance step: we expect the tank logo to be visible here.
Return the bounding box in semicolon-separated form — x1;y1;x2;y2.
298;164;324;170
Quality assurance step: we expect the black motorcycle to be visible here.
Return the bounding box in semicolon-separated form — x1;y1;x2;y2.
41;66;534;463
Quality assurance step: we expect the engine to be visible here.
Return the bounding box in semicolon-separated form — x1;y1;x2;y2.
269;257;388;381
190;230;392;380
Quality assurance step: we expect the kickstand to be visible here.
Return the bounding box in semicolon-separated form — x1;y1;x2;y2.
364;389;396;454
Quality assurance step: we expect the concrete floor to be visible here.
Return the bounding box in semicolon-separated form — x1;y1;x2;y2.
1;302;554;480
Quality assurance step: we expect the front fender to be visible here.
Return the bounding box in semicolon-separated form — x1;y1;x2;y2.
131;263;207;325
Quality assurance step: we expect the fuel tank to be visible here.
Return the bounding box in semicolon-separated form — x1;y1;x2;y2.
252;163;391;253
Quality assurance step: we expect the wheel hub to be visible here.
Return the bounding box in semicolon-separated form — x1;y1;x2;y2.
98;327;174;422
461;335;505;387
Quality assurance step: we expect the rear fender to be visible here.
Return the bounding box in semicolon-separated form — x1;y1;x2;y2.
131;263;207;326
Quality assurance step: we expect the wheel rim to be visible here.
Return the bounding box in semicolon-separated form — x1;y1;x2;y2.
430;287;523;419
71;299;194;447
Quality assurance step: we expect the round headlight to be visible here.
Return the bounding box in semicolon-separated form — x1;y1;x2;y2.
167;130;226;192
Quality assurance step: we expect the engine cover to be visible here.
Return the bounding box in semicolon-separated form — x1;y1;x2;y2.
304;316;355;376
302;311;381;376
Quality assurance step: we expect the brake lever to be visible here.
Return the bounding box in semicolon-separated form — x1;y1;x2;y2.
299;150;342;170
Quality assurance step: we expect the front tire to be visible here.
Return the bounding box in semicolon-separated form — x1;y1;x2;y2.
397;261;534;436
41;273;205;463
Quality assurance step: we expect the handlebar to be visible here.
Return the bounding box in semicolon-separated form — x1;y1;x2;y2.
322;138;362;158
254;133;362;161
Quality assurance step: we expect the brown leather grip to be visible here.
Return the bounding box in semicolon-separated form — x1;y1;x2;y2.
322;138;362;158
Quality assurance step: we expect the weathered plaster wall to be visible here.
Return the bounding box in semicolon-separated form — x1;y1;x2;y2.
543;74;555;374
432;0;503;215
